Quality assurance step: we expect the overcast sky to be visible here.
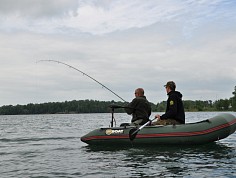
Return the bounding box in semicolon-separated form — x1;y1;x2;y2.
0;0;236;106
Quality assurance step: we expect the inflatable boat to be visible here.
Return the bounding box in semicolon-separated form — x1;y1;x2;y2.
81;107;236;146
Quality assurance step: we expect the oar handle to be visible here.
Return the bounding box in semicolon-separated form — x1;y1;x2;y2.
132;117;156;135
138;117;156;130
129;117;157;141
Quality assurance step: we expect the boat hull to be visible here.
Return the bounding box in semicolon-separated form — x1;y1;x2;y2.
81;113;236;146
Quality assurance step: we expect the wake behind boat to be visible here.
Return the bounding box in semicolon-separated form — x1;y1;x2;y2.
81;106;236;146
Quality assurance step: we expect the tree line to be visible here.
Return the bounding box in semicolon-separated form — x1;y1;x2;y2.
0;86;235;115
157;86;236;112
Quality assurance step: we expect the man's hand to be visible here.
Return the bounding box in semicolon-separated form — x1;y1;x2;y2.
155;114;161;119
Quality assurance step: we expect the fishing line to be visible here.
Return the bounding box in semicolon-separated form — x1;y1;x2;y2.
37;59;127;102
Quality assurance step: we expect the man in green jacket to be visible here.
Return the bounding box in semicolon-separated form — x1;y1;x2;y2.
125;88;152;126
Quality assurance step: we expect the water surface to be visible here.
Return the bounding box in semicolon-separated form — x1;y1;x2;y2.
0;112;235;177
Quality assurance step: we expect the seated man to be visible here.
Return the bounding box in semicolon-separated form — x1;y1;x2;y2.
124;88;152;126
154;81;185;125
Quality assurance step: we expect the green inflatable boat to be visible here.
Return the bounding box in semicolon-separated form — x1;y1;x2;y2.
81;111;236;146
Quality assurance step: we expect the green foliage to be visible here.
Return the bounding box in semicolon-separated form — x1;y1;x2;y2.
0;86;235;115
0;100;125;115
156;99;232;112
156;86;236;112
155;101;166;112
231;86;236;111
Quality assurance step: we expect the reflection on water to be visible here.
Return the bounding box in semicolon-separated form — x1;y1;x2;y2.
83;141;236;177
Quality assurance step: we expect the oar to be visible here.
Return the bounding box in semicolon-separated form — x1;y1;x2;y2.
129;117;156;141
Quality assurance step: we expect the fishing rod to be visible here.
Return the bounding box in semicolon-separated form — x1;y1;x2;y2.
37;59;127;102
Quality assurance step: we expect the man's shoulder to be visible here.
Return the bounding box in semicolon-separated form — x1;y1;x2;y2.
136;96;148;101
169;91;182;97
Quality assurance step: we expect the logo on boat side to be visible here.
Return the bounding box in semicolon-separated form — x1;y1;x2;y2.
105;129;124;135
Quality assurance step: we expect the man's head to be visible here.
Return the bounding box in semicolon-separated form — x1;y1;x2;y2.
164;81;176;91
135;88;144;97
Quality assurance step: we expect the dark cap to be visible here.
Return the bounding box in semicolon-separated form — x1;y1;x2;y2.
164;81;176;90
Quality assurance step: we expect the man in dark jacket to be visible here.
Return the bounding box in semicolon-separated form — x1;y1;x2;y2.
125;88;152;126
154;81;185;125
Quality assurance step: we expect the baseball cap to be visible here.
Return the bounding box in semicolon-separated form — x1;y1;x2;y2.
164;81;176;90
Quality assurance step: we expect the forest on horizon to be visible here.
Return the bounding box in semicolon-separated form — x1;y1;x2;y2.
0;85;235;115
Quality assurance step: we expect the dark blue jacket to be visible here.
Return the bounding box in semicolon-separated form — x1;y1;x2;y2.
160;91;185;124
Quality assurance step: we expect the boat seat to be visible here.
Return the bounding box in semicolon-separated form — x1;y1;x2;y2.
120;123;131;127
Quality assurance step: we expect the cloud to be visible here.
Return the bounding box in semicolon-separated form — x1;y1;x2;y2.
1;0;235;36
0;0;78;17
0;0;235;105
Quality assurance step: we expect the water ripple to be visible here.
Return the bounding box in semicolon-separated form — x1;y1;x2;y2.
0;113;235;178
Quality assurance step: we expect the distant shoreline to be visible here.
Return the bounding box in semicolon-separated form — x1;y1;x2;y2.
0;99;235;115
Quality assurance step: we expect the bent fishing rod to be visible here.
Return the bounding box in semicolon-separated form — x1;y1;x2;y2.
37;59;127;102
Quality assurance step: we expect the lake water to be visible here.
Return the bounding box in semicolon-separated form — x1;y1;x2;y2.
0;112;235;178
